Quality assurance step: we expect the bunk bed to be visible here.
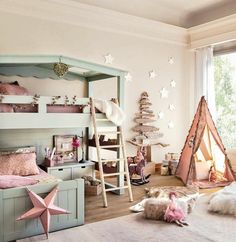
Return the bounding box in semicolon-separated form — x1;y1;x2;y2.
0;55;127;242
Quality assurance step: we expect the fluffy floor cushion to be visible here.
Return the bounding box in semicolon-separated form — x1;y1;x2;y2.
130;185;199;213
145;185;199;198
143;197;188;221
208;181;236;216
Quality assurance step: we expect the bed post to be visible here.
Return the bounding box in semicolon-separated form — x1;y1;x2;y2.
76;179;84;225
117;74;126;194
0;190;4;242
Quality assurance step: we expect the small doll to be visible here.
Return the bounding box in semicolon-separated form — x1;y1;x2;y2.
72;136;80;148
164;192;188;227
209;165;217;182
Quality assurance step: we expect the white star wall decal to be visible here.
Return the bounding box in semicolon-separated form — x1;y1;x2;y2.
149;70;157;79
104;53;114;64
170;80;176;88
168;121;174;129
160;88;169;98
125;72;132;82
168;57;174;64
169;104;175;111
157;111;164;119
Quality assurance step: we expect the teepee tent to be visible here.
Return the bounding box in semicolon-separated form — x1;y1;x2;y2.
175;96;235;187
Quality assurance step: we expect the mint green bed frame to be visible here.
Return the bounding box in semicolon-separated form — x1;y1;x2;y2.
0;55;127;241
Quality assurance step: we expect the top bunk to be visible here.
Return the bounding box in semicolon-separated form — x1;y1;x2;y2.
0;55;127;129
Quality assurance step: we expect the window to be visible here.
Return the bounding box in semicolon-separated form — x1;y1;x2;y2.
214;52;236;149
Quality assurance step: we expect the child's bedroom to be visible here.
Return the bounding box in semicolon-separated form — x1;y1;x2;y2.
0;0;236;241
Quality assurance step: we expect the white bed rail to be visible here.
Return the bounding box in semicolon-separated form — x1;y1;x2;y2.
0;95;113;129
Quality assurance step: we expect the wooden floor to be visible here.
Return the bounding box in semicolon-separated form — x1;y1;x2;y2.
17;174;224;242
84;174;217;224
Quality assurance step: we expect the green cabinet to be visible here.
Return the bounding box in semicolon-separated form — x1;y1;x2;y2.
43;161;95;181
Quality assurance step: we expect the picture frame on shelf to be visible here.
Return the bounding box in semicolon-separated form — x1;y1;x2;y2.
53;135;77;162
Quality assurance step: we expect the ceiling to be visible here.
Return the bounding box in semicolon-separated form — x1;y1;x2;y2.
72;0;236;28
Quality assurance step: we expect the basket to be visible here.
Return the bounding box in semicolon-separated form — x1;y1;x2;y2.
85;184;102;196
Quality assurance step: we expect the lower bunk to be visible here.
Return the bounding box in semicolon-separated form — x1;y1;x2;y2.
0;179;84;242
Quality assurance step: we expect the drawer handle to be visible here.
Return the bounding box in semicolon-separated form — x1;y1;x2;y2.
58;168;63;171
81;166;86;168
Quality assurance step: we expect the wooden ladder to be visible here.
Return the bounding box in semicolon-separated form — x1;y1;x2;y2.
90;98;133;207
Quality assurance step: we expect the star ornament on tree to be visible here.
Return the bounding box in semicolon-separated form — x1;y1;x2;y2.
16;186;70;238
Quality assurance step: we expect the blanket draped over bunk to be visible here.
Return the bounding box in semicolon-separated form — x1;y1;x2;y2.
94;99;125;126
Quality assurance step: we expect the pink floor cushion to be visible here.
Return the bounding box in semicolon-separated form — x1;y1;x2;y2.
0;175;38;189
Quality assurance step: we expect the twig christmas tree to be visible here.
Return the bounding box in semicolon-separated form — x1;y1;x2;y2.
128;91;168;148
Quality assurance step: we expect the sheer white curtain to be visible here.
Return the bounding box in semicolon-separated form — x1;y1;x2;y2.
195;46;216;120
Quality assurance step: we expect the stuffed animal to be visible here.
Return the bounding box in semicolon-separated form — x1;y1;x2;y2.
128;148;149;185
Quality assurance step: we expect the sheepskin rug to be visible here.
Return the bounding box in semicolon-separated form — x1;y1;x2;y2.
208;182;236;216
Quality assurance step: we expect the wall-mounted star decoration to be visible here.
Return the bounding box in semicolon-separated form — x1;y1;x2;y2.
169;104;175;111
168;121;174;129
149;70;157;79
16;186;70;238
168;57;174;64
170;80;176;88
160;88;169;98
157;111;164;119
125;72;132;82
104;53;114;64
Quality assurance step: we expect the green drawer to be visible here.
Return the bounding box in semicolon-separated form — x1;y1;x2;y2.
73;166;93;179
49;167;72;180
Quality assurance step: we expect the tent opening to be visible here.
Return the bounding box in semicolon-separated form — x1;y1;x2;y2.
194;125;227;184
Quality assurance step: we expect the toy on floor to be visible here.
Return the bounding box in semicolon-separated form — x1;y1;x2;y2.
164;192;189;227
143;191;189;227
208;165;217;182
128;148;151;186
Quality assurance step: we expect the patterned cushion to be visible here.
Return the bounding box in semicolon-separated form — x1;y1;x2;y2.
0;153;40;176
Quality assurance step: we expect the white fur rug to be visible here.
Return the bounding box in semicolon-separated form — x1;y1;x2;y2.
208;181;236;215
19;196;236;242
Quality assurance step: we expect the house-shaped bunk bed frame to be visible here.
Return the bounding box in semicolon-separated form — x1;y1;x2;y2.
0;55;128;242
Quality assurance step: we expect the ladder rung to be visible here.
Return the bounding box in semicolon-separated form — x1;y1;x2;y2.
96;118;109;121
98;131;121;134
100;158;124;162
105;186;129;192
100;145;121;149
103;172;127;177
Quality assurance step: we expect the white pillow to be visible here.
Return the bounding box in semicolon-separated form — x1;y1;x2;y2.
195;161;210;180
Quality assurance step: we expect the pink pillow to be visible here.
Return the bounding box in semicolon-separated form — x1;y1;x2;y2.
0;104;13;112
47;105;82;113
0;83;30;95
0;175;38;189
0;153;40;176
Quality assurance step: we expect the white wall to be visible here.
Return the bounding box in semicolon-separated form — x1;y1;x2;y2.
0;6;193;163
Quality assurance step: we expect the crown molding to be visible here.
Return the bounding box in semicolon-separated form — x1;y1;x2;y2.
0;0;188;46
188;14;236;49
